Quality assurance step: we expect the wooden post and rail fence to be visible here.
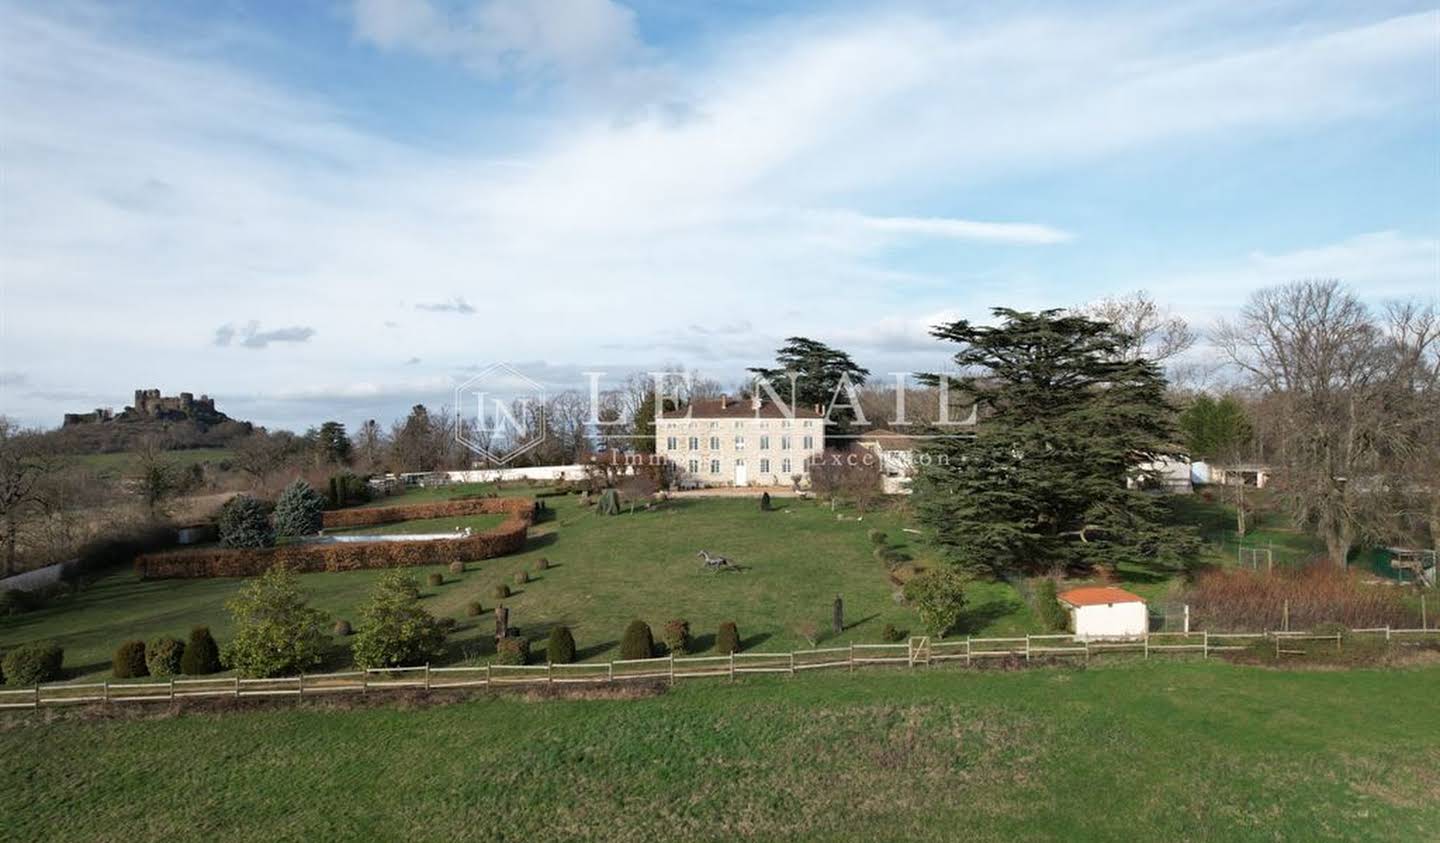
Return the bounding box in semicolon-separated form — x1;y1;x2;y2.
2;626;1436;711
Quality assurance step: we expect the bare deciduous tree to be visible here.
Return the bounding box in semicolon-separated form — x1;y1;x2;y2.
1081;290;1196;363
0;418;63;575
1215;280;1437;565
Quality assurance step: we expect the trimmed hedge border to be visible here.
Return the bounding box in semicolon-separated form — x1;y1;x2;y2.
135;498;535;580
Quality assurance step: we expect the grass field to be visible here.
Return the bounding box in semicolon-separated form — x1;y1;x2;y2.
327;514;508;535
74;448;234;479
2;660;1436;841
1;487;1043;681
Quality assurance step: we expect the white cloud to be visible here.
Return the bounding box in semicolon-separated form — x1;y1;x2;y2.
350;0;640;80
1;3;1435;428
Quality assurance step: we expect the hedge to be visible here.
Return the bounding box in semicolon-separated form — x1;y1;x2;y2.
134;498;535;580
319;497;534;529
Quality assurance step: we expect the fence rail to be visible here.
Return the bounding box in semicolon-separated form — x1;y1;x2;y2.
2;627;1436;711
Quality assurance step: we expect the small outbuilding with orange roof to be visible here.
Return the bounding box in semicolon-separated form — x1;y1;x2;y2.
1056;586;1148;639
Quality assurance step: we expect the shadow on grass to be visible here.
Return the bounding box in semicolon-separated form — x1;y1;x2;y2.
953;598;1023;635
524;533;559;552
576;639;618;660
690;633;717;653
843;613;880;632
740;632;772;651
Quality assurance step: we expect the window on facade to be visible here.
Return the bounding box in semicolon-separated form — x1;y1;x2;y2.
781;458;791;474
666;436;677;450
710;459;720;474
734;435;745;449
781;420;791;428
803;435;813;449
688;436;698;450
688;459;698;474
781;435;791;450
709;436;720;450
760;458;770;473
804;420;813;427
759;435;770;450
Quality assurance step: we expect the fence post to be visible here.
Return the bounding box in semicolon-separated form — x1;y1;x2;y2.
729;652;735;682
848;643;854;673
789;652;795;677
1143;634;1149;660
169;677;175;702
485;664;492;687
548;662;554;686
234;676;240;699
1025;635;1032;663
103;680;109;704
1084;639;1090;664
299;673;305;698
966;636;972;667
425;663;432;692
606;662;612;684
1386;625;1392;642
33;686;39;708
669;654;675;686
1202;631;1209;659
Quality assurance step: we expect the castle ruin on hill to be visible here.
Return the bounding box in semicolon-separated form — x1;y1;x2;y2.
63;389;231;428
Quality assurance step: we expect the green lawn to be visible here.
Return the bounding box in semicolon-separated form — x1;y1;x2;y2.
1;491;1049;680
2;661;1436;841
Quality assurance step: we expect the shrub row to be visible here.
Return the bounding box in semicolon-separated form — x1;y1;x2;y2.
134;516;530;579
319;497;535;529
111;628;223;678
1186;565;1420;631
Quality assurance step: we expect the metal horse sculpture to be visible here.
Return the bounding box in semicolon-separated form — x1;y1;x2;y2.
697;550;735;573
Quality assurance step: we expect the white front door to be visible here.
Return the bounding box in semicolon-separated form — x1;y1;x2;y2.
733;459;748;487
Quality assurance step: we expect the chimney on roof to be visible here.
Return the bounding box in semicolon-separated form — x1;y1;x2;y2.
721;395;728;409
751;394;762;410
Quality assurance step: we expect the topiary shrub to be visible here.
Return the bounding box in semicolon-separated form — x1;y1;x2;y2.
449;561;465;575
760;492;772;511
493;584;510;600
716;621;740;655
903;567;969;638
181;626;221;675
437;616;457;633
334;619;353;636
4;641;64;686
145;636;185;677
868;529;886;544
620;620;654;660
427;572;444;587
494;637;530;665
466;601;484;617
662;619;692;656
112;640;149;679
514;570;529;585
881;623;905;642
218;494;275;549
547;625;576;664
535;557;549;571
273;480;325;538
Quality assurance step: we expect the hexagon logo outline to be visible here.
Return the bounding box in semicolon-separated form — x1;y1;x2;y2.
453;362;546;465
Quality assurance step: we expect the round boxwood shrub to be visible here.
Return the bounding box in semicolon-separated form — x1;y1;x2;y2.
760;492;772;511
466;601;484;617
218;494;275;548
181;626;222;675
868;529;887;544
535;557;549;571
494;637;530;665
716;621;741;655
427;572;444;587
273;479;325;538
449;561;465;575
620;620;654;660
112;639;149;679
547;625;576;664
493;584;510;600
514;571;529;586
4;641;64;686
145;636;185;677
662;619;692;656
881;623;905;642
333;619;353;636
437;616;458;633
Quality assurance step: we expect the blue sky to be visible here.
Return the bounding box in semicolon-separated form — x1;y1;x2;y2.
1;0;1436;431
